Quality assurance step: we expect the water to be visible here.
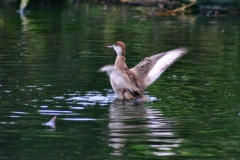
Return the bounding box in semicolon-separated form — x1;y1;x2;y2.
1;4;240;159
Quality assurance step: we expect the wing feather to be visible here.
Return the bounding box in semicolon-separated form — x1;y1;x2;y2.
131;48;187;86
98;65;114;76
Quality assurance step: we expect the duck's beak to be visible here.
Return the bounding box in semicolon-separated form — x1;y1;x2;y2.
107;45;114;48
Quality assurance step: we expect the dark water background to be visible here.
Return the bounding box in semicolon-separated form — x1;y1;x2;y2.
0;4;240;159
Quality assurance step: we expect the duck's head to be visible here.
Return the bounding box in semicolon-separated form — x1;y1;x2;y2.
108;41;126;56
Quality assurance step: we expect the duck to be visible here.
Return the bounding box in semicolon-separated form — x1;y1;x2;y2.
99;41;187;101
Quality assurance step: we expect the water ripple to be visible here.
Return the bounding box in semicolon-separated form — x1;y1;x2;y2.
62;118;96;121
11;111;28;115
66;91;116;106
66;90;158;106
38;110;78;116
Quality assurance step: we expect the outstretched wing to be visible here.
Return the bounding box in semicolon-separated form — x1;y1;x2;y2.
131;48;187;86
98;65;114;76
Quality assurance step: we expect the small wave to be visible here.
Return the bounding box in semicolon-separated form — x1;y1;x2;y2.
62;118;96;121
38;110;78;115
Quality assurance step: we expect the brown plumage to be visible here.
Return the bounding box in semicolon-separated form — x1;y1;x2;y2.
99;41;187;101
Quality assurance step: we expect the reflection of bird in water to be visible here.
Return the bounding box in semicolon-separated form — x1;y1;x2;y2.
99;41;187;101
108;99;181;156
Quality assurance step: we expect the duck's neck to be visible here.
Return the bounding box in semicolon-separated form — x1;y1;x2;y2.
114;56;127;69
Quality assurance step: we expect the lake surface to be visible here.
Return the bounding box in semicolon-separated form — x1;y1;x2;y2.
1;3;240;159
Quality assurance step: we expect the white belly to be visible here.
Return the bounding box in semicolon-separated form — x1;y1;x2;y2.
110;71;125;99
